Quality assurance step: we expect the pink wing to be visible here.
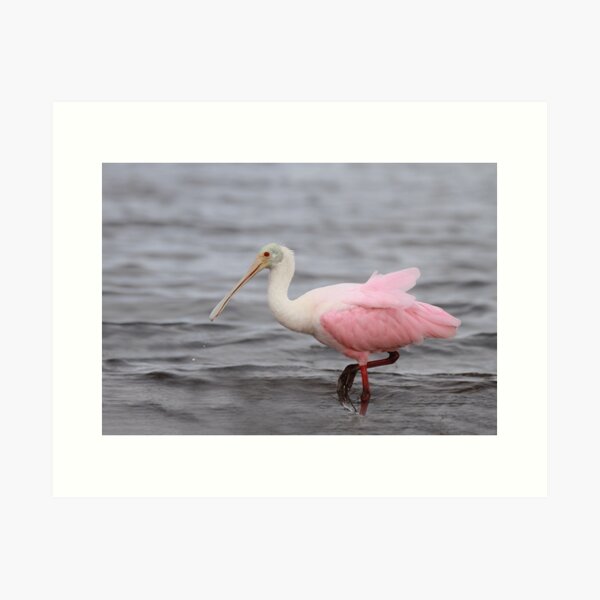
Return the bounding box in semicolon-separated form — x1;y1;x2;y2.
320;268;460;354
340;267;421;309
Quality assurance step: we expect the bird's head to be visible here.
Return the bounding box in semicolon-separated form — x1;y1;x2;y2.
257;242;286;267
209;242;288;321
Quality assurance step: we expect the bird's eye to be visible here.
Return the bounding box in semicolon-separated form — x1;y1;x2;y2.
263;251;270;257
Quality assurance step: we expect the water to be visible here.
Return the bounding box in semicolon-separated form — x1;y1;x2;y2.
103;163;496;434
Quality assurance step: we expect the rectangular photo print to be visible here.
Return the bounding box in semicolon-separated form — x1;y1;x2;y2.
102;163;496;435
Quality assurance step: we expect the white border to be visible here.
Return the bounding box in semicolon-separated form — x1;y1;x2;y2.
53;102;546;497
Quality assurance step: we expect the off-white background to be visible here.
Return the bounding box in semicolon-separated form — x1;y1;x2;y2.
54;102;545;497
3;1;596;599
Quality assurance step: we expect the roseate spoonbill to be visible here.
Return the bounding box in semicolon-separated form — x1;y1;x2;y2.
209;243;460;413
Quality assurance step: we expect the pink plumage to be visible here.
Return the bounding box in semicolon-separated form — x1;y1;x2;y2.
319;268;460;364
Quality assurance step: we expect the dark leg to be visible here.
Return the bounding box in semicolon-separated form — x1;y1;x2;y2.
337;363;358;396
337;363;359;412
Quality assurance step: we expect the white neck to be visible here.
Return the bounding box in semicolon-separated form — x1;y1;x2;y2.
267;248;308;333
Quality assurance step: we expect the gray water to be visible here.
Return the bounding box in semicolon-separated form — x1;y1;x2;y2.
103;163;496;434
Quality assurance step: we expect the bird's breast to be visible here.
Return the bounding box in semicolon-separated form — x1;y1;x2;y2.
268;299;313;334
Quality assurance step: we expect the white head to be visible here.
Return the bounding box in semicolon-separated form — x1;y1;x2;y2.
209;243;291;320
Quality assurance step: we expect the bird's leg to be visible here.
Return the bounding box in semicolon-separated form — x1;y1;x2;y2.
357;352;400;397
337;363;359;412
366;351;400;370
337;363;358;396
358;366;371;416
358;352;399;415
359;366;371;399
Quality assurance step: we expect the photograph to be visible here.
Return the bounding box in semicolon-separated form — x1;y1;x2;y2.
103;162;497;434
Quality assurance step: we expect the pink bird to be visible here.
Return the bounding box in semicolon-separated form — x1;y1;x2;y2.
210;243;461;414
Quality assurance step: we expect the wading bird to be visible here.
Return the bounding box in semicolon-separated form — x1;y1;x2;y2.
209;243;460;414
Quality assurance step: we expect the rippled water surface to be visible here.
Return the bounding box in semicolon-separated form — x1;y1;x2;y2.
103;163;496;434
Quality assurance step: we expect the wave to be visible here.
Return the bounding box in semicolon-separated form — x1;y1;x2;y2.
107;366;496;391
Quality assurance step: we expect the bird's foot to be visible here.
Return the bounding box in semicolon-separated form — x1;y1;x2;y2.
337;364;358;396
338;397;357;413
337;364;359;413
358;389;371;416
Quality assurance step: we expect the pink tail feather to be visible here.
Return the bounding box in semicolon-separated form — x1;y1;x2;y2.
408;301;461;339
